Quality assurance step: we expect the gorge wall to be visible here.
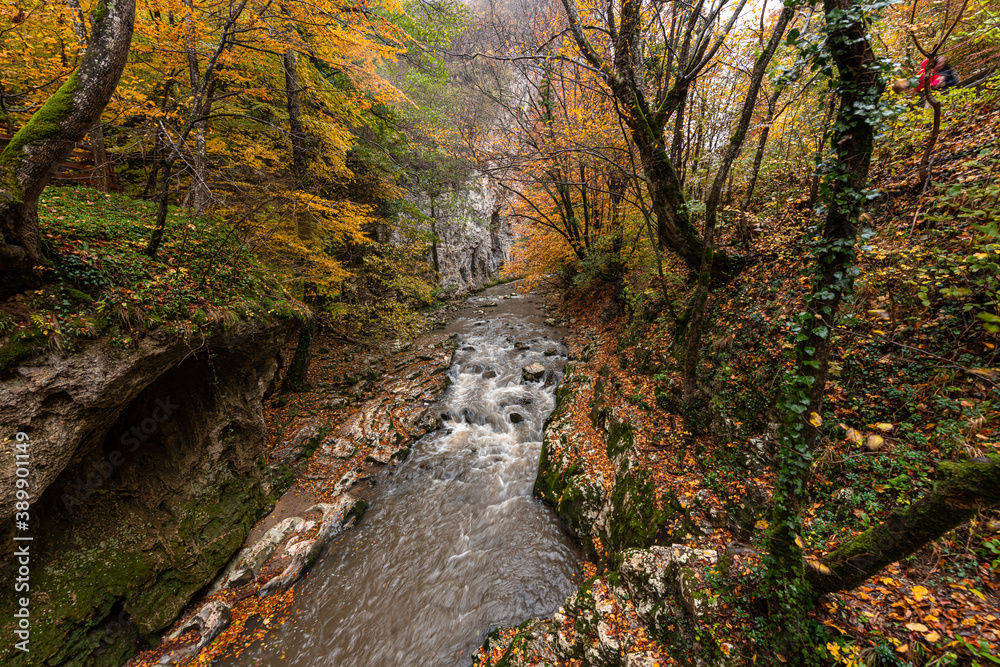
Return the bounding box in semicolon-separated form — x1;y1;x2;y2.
409;176;514;296
0;319;296;666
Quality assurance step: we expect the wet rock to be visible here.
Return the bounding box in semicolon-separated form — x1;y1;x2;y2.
484;301;499;307
321;437;355;459
290;422;322;447
514;341;530;350
258;539;323;598
462;346;476;351
310;494;366;542
499;397;533;408
160;600;231;663
219;516;310;591
544;317;557;326
271;446;302;463
510;413;524;424
366;442;410;464
522;363;546;382
544;349;558;357
333;467;372;495
440;412;452;421
482;368;498;379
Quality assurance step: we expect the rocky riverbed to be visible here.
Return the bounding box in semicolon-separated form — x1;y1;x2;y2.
130;282;582;666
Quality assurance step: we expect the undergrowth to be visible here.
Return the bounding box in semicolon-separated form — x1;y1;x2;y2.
0;187;303;367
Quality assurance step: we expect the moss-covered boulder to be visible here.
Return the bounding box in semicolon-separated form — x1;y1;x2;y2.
0;319;294;665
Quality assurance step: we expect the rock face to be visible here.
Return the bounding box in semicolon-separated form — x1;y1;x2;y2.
408;176;514;296
0;319;296;666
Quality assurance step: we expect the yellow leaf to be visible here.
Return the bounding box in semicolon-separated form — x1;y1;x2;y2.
776;654;787;663
895;643;908;653
911;585;929;600
866;434;884;450
905;622;929;632
844;428;864;444
794;534;806;549
924;631;941;643
874;422;894;432
809;412;823;428
807;559;832;575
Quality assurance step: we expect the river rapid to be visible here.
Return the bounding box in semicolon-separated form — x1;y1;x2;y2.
225;285;580;666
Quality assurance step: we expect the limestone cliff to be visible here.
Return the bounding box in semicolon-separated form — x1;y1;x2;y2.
410;177;513;296
0;318;296;666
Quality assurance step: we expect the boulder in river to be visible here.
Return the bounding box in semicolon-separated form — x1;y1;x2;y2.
522;363;546;382
510;413;524;424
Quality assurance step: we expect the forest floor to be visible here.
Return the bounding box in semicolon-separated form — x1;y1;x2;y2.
476;88;1000;666
131;90;1000;667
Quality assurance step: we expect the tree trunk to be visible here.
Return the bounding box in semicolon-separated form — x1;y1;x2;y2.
88;121;111;192
808;454;1000;596
808;94;838;209
918;85;942;187
558;0;741;282
682;6;793;403
282;315;316;392
185;0;210;211
146;0;250;258
742;85;783;212
283;49;307;179
766;0;884;649
0;0;135;285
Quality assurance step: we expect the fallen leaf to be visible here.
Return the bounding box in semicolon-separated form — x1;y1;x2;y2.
905;622;929;632
845;428;864;444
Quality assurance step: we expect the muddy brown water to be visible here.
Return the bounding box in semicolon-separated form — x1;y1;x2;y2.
223;284;580;666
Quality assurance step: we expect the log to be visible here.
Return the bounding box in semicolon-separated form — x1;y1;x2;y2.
807;453;1000;596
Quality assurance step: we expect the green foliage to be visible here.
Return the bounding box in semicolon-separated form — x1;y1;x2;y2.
3;187;301;354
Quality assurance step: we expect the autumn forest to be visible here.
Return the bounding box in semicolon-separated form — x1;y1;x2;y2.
1;0;1000;665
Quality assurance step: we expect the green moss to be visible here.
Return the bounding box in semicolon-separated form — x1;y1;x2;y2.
605;419;633;460
92;0;108;24
0;466;268;666
1;71;80;198
0;330;45;370
601;454;663;561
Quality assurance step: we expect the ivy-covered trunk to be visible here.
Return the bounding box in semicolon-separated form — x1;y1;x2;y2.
765;0;884;656
0;0;135;287
809;454;1000;595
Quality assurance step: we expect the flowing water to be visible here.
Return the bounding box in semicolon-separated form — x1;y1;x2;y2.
227;286;580;666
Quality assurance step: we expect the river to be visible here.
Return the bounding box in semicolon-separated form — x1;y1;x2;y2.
223;285;580;666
